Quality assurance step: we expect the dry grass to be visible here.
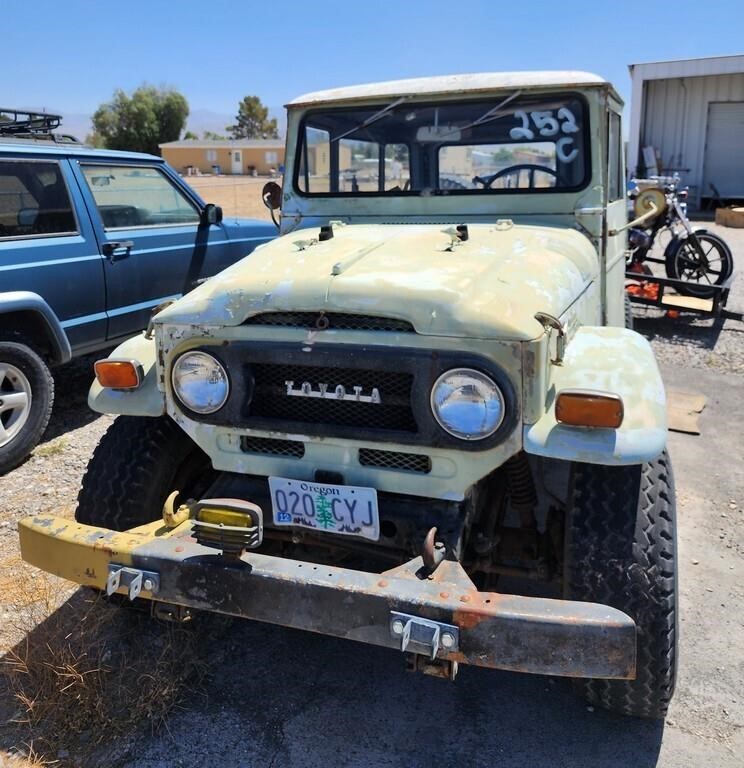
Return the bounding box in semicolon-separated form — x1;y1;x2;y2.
32;439;68;459
0;560;222;766
184;175;275;221
0;744;49;767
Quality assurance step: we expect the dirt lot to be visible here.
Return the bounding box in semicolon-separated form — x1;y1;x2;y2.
185;175;276;221
0;219;742;767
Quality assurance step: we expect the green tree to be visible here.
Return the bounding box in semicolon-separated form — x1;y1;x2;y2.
183;130;199;140
228;95;278;139
203;130;228;141
92;85;189;155
84;132;106;148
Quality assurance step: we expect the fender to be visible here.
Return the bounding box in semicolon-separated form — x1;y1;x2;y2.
0;291;72;363
88;333;165;417
524;326;666;465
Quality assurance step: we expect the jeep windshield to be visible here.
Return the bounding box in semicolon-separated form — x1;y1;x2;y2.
295;94;589;196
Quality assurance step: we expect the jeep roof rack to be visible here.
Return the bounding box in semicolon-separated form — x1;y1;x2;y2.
0;107;80;143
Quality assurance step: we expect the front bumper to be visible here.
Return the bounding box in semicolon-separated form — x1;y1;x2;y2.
18;515;636;680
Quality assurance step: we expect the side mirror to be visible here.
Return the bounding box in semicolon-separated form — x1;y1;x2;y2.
262;181;282;211
201;203;223;226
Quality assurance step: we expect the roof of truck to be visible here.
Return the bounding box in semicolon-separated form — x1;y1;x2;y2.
287;71;617;107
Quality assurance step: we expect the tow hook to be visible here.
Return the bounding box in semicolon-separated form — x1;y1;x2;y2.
421;526;446;574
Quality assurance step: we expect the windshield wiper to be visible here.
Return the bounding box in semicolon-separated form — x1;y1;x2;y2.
331;96;409;143
435;90;523;141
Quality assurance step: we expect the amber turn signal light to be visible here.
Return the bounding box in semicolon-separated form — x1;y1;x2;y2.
94;359;143;389
555;390;624;428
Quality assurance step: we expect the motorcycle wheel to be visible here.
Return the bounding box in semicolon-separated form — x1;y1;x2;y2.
664;230;733;298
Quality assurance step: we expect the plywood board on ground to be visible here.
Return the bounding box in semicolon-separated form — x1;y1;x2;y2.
666;388;707;434
715;207;744;228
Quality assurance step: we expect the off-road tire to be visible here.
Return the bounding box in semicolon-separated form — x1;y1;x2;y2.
0;340;54;475
624;294;634;330
565;450;677;718
76;415;212;531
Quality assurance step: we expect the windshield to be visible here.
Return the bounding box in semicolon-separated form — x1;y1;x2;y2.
295;93;589;196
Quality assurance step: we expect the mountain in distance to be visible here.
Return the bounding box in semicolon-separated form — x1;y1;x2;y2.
188;107;287;139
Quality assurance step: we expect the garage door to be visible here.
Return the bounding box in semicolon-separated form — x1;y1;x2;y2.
703;102;744;198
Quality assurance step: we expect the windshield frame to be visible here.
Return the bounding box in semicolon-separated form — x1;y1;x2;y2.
292;91;592;199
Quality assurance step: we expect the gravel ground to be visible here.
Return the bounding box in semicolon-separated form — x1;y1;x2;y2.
632;219;744;375
0;220;742;766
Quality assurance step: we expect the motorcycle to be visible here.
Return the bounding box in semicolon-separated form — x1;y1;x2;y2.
627;176;734;298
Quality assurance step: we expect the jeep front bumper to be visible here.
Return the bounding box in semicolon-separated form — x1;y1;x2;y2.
18;515;636;680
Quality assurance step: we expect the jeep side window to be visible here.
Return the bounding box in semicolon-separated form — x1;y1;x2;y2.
80;165;199;229
0;160;77;239
384;144;410;191
298;128;331;193
339;138;379;192
608;111;624;201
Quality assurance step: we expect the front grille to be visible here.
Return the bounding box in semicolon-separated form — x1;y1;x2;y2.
359;448;431;474
240;436;305;458
248;363;417;432
245;312;415;333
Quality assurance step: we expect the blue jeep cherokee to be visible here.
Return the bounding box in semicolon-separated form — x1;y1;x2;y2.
0;109;276;473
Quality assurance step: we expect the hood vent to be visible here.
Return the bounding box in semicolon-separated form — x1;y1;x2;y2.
245;312;414;333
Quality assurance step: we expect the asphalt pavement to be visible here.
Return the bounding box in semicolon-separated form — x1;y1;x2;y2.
114;363;743;768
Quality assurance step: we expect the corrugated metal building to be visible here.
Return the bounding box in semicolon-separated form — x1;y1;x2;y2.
627;55;744;209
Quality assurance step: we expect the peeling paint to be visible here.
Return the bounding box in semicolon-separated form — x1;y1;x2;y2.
151;223;598;341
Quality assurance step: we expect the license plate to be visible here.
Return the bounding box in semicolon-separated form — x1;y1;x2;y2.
268;477;379;541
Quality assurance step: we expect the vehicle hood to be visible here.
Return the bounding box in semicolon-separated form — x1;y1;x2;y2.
156;223;598;340
220;217;277;239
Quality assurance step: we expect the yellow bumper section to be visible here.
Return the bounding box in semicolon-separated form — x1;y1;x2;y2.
17;514;638;680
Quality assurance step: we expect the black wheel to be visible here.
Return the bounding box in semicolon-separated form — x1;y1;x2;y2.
0;341;54;475
76;415;213;531
624;294;634;330
664;230;733;298
565;450;677;718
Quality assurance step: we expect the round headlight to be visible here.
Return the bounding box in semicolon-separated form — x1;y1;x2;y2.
430;368;504;440
171;351;229;414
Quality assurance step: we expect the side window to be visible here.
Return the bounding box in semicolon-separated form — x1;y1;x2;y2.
339;138;379;192
608;112;624;201
384;144;410;191
206;150;217;163
0;160;77;239
298;127;331;193
81;165;200;229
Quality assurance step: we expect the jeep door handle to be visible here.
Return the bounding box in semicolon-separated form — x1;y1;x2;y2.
102;240;134;262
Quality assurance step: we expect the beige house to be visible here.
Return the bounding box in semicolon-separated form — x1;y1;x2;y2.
159;139;286;176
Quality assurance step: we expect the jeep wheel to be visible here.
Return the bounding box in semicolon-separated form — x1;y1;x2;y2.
0;342;54;475
76;416;213;531
565;450;677;718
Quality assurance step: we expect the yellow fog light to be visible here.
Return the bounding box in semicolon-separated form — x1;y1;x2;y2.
197;504;256;528
555;390;624;429
191;498;264;556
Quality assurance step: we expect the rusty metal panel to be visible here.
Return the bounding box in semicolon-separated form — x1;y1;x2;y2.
19;515;636;680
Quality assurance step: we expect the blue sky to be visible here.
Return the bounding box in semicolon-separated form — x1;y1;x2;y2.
4;0;742;122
